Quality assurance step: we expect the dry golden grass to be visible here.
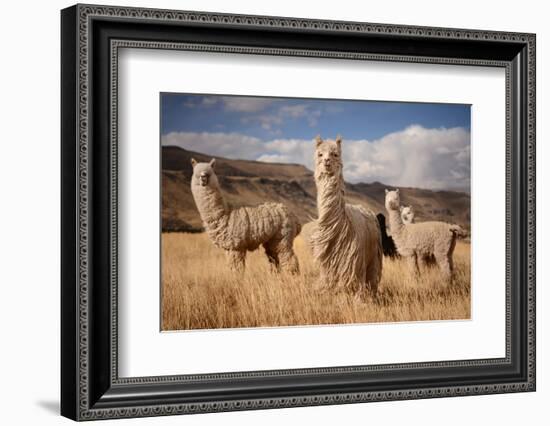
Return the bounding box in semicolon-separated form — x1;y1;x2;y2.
161;232;471;330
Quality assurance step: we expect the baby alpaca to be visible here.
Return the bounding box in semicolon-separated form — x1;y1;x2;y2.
401;205;415;224
400;205;439;267
190;158;301;274
385;189;464;284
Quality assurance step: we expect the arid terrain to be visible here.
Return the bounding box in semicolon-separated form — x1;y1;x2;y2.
161;145;471;330
162;146;471;233
161;232;471;330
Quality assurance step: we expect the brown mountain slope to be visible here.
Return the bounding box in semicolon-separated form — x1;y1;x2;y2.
162;146;470;232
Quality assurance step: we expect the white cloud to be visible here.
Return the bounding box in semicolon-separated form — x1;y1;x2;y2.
279;104;322;127
257;115;283;131
307;110;322;127
256;154;294;163
201;96;218;106
221;97;275;113
279;104;308;118
162;125;471;191
340;125;471;190
161;131;266;159
184;97;328;133
185;96;276;113
238;103;323;133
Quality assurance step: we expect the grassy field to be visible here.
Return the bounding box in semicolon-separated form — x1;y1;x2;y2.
161;232;471;331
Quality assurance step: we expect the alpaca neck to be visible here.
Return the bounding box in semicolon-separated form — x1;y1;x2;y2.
192;184;228;229
388;208;405;237
315;172;346;226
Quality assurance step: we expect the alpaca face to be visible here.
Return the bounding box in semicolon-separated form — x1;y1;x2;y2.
385;189;400;211
401;205;415;224
190;158;219;189
314;136;342;177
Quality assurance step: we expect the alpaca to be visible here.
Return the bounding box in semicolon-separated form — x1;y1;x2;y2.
401;205;415;224
399;205;438;267
376;213;399;258
310;136;383;295
385;189;465;284
402;204;469;267
190;158;301;274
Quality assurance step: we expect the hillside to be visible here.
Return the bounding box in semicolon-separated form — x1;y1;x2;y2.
162;146;470;232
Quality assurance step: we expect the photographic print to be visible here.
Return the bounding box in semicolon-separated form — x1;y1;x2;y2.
160;93;471;331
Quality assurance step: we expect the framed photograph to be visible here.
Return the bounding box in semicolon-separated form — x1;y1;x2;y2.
61;4;536;421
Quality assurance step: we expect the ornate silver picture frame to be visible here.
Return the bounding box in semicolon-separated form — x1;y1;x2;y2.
61;4;535;421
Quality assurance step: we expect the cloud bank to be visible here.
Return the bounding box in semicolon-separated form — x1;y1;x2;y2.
180;96;326;134
161;125;470;191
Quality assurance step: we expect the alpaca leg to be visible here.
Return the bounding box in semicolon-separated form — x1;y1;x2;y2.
408;254;420;277
418;256;428;273
263;241;280;272
365;254;382;295
439;259;452;285
448;235;457;275
277;222;301;275
435;252;452;286
437;236;457;285
447;253;455;278
276;240;300;275
447;246;455;275
421;254;436;271
446;238;457;283
279;252;299;274
226;250;246;273
365;267;379;295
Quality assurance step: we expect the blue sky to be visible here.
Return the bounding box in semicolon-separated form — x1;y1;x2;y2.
161;93;471;191
161;93;470;141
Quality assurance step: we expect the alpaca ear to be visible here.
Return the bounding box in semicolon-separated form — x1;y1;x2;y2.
335;134;342;146
209;158;216;168
315;135;323;147
190;158;197;168
400;206;404;212
385;189;389;194
396;188;400;193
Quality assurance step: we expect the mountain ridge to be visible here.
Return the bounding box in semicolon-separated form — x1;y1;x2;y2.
162;146;470;233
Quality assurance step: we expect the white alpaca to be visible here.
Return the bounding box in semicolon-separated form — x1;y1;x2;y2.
190;158;301;273
400;204;439;266
401;205;415;224
309;136;383;295
385;189;465;284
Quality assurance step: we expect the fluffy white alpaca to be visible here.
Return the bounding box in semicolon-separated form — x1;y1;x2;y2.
309;136;383;295
190;158;301;273
385;189;465;284
400;205;439;266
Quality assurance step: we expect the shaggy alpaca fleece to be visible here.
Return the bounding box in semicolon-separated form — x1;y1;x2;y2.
190;158;301;273
385;189;465;284
399;205;438;265
310;136;383;294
